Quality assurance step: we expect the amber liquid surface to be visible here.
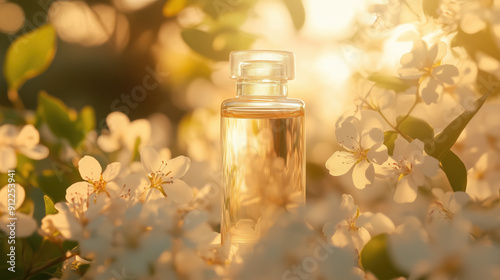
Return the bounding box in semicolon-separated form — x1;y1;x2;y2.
221;108;305;246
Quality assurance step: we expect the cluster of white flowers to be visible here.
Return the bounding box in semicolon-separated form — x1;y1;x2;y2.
32;114;225;280
320;0;500;278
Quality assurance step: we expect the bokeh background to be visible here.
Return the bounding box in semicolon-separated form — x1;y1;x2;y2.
0;0;424;199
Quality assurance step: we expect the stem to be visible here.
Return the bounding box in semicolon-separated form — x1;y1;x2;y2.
376;108;413;142
22;250;79;280
8;88;25;111
396;94;421;129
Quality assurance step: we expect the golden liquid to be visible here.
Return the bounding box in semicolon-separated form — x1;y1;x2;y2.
221;110;305;246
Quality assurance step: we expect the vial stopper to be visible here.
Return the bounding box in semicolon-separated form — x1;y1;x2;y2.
229;50;295;80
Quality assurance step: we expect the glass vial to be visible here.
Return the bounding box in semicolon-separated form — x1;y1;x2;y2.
221;50;305;250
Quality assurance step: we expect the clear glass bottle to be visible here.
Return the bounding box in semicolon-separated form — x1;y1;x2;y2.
221;50;305;251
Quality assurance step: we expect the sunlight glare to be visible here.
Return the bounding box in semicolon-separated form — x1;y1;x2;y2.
302;0;363;40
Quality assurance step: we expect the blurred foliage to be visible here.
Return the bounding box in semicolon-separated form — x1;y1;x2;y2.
3;25;56;92
396;115;434;143
361;234;406;280
164;0;305;60
181;28;256;61
368;73;411;92
37;91;95;149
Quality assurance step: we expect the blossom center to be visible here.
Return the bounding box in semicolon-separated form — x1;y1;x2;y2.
92;176;107;194
390;158;413;178
346;217;359;232
352;148;368;162
146;161;173;195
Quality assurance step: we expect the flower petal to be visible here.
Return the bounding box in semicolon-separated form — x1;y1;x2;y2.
97;134;120;153
351;227;371;252
140;146;161;174
0;124;18;144
105;181;123;198
143;188;165;201
165;156;190;179
78;156;102;182
163;179;193;204
124;119;151;151
352;160;374;189
419;77;443;105
416;155;439;178
323;221;337;239
340;194;358;219
123;173;150;198
393;137;410;160
331;225;351;248
326;151;356;176
0;146;17;173
65;181;91;205
400;40;428;68
18;144;49;160
46;204;84;240
432;64;459;85
427;41;447;63
356;212;395;236
388;217;432;273
336;121;360;151
106;111;130;135
394;176;418;203
9;212;37;237
367;143;388;164
16;124;40;148
0;183;25;211
102;162;122;181
405;139;425;160
460;13;487;34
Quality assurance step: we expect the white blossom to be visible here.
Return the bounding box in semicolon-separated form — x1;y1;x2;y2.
139;146;193;204
326;118;388;189
388;137;439;203
0;184;37;237
65;156;124;207
399;40;459;104
0;124;49;173
97;111;151;153
323;194;394;252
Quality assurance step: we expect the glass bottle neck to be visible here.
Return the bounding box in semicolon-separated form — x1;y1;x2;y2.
236;79;288;97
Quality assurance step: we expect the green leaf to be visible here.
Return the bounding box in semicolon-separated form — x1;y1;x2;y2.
37;169;71;203
397;115;434;143
44;195;58;215
384;131;398;156
163;0;188;17
3;25;57;91
202;0;256;19
440;150;467;192
37;91;92;148
427;91;490;160
130;136;142;162
181;28;255;61
368;73;410;92
76;105;96;134
283;0;305;30
0;106;25;125
361;234;406;280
